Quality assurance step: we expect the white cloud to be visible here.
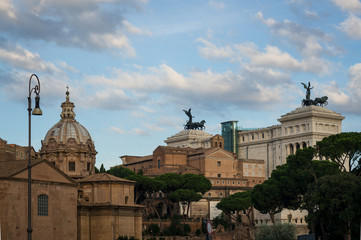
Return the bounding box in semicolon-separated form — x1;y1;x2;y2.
133;128;150;136
196;38;234;60
321;63;361;114
0;0;16;20
330;0;361;14
0;40;61;73
340;14;361;39
110;126;125;135
209;0;225;9
255;12;336;57
0;0;149;56
123;20;152;36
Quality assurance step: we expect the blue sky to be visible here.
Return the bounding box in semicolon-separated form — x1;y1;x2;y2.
1;0;361;169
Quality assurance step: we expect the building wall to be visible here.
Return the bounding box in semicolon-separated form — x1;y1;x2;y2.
238;106;344;178
77;206;143;240
0;179;77;240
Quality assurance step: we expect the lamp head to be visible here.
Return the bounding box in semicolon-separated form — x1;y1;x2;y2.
32;95;42;115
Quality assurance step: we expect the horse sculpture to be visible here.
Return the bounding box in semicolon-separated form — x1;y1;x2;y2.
314;96;328;107
184;120;206;130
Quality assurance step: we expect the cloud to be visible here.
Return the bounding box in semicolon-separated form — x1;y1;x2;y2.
330;0;361;14
255;11;339;57
322;63;361;114
208;0;225;9
133;128;150;136
78;63;293;113
196;38;235;60
339;14;361;39
0;0;16;20
0;39;61;73
0;0;149;57
110;126;125;135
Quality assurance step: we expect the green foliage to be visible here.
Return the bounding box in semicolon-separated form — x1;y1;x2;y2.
180;173;212;194
217;190;252;216
255;223;296;240
251;178;283;223
99;163;106;173
316;132;361;173
146;224;160;236
212;213;230;231
107;165;135;178
94;166;99;173
168;189;202;203
183;224;191;235
155;173;182;193
161;215;190;236
304;172;361;239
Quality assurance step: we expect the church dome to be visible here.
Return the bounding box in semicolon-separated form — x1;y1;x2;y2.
43;88;93;145
40;87;97;179
43;119;92;145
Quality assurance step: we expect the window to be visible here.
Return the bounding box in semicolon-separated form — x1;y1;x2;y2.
215;142;218;147
217;174;221;178
158;159;161;169
38;194;48;216
217;161;221;166
69;162;75;171
208;193;211;197
220;143;222;148
87;162;90;171
219;193;223;197
125;196;129;204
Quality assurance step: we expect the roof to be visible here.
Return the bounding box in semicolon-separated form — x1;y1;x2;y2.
0;159;42;177
0;159;76;184
78;173;135;184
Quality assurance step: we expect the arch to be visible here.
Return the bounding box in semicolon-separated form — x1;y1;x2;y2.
289;144;294;155
302;142;307;148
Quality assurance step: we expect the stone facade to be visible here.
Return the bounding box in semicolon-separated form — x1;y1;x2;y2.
40;90;97;179
165;130;224;149
237;105;344;231
121;130;265;219
238;106;344;178
77;173;144;240
0;159;77;240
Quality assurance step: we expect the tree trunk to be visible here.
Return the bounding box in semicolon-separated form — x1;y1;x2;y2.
269;212;275;224
320;218;327;240
150;197;162;230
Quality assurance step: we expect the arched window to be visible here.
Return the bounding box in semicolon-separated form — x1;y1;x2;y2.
38;194;48;216
289;144;294;155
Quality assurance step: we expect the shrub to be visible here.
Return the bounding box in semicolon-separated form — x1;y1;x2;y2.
212;213;230;231
255;223;296;240
183;224;191;235
147;224;160;236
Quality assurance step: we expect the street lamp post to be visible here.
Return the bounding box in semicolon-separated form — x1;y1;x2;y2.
27;74;42;240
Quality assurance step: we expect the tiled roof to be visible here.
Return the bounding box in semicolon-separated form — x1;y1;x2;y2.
78;173;135;183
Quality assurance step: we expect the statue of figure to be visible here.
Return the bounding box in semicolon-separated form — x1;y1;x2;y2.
301;82;313;100
183;108;194;125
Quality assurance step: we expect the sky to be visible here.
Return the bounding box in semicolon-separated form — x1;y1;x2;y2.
1;0;361;169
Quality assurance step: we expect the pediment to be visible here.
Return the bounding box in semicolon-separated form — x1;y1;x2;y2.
12;161;74;184
205;149;235;159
